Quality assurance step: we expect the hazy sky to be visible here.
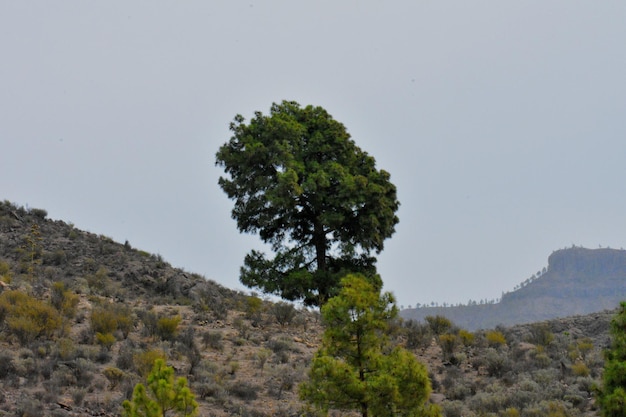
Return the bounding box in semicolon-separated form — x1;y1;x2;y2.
2;2;625;308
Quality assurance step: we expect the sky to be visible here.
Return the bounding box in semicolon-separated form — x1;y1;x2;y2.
1;2;625;308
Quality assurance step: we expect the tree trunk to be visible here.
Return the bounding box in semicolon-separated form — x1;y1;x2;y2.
312;219;328;305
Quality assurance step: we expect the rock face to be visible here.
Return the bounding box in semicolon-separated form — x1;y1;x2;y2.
401;247;626;330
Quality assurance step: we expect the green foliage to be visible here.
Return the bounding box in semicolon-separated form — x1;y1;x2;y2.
458;329;475;346
403;319;432;350
425;315;453;335
103;366;126;389
50;282;79;318
300;274;439;417
90;302;134;338
0;290;62;345
216;101;399;306
134;349;167;377
244;295;264;325
486;330;507;348
0;260;12;283
528;323;555;346
96;332;117;350
122;359;198;417
23;224;43;279
156;315;181;341
597;301;626;416
439;333;458;360
271;301;297;327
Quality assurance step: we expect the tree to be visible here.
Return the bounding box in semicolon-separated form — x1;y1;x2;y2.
215;101;399;306
299;275;439;417
597;301;626;416
122;359;198;417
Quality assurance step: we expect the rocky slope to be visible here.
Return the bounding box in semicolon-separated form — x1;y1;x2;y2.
0;200;620;416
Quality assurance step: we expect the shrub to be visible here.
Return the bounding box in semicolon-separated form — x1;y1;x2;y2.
90;304;119;335
116;341;136;371
96;332;117;350
425;315;453;335
156;315;181;341
271;302;297;327
486;330;507;348
90;302;134;338
0;351;15;379
571;361;590;377
528;323;555;346
484;348;512;378
442;400;467;417
134;349;167;377
439;333;458;359
255;348;272;372
138;308;159;337
267;365;299;400
458;329;475;346
103;367;126;389
245;295;264;320
228;381;259;401
29;208;47;219
50;282;79;318
52;338;77;361
404;319;432;349
0;290;63;345
202;331;223;351
71;388;86;406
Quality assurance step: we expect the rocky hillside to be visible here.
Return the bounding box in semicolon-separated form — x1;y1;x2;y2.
0;200;620;416
401;247;626;330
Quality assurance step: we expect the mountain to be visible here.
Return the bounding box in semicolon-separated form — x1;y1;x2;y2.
400;247;626;330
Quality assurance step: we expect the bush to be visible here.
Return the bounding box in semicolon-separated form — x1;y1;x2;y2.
0;351;15;379
528;323;554;346
404;319;432;349
96;332;117;350
133;349;167;377
156;315;181;341
439;333;458;359
571;361;590;377
0;290;63;345
90;304;119;335
50;282;79;318
90;302;134;338
271;302;297;327
202;331;224;351
103;367;126;389
486;330;507;348
484;348;512;378
425;315;453;335
228;381;259;401
458;329;475;346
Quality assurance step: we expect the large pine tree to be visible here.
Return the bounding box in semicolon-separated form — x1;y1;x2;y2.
216;101;399;306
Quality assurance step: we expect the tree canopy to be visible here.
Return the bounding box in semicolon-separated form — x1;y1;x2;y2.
299;274;439;417
216;101;399;305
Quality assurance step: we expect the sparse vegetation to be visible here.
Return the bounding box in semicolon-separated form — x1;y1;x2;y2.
0;200;619;416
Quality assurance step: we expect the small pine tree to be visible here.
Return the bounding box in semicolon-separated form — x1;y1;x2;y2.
299;274;440;417
122;359;198;417
597;301;626;417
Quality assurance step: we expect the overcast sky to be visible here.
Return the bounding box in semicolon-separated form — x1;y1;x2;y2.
2;2;625;308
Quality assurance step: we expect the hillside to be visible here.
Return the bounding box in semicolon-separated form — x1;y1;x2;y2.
0;200;621;416
401;247;626;330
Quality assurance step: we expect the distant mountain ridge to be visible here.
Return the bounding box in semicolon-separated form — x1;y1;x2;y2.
400;247;626;330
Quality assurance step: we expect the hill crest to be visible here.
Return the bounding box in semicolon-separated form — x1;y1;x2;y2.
401;246;626;330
